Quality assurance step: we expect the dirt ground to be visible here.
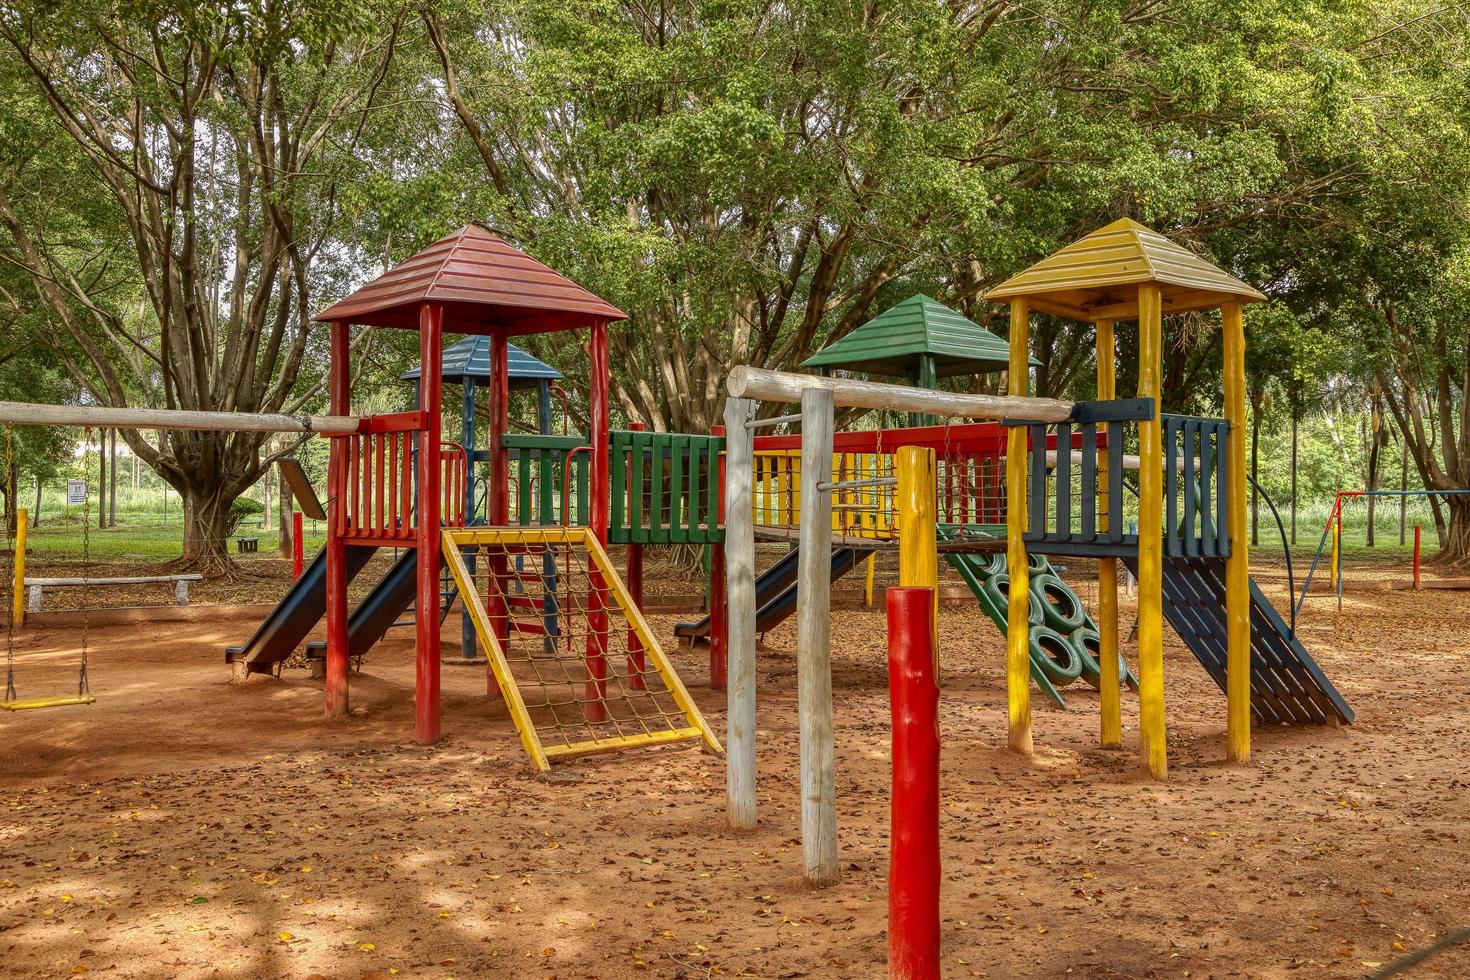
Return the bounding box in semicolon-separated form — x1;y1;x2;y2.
1;562;1468;979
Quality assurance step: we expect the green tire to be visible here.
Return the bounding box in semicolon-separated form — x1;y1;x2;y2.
1026;552;1050;576
980;572;1045;626
1029;624;1084;685
1032;573;1088;633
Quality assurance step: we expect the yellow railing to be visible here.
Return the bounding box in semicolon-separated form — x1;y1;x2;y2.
753;450;897;539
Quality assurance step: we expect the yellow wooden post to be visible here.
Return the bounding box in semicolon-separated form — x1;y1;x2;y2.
896;446;938;642
1136;284;1167;780
11;508;26;628
864;553;876;607
1005;300;1033;756
1222;301;1251;763
1094;321;1122;750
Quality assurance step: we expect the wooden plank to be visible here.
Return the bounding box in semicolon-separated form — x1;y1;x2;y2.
796;386;838;884
26;575;202;586
722;397;758;830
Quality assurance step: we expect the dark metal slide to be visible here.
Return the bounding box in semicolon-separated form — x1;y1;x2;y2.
226;545;380;673
1125;554;1354;725
675;547;867;644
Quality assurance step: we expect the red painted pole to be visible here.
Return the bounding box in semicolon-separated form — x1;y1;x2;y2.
709;423;728;688
291;511;303;580
626;421;646;691
709;543;727;689
1414;524;1421;589
324;320;351;717
585;321;611;720
415;304;444;744
887;586;940;980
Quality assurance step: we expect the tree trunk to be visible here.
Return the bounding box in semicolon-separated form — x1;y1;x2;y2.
277;462;294;560
32;475;40;528
1440;496;1470;564
1250;393;1261;547
1289;403;1299;545
109;428;117;527
1399;440;1408;546
97;430;106;529
1366;402;1382;548
178;480;238;572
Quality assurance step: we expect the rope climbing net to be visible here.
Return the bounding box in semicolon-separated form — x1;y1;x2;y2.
441;527;721;771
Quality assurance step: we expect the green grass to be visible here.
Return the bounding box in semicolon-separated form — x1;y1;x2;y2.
20;519;329;564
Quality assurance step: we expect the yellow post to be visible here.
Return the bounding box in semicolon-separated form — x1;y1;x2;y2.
11;508;26;629
864;553;876;607
1094;321;1122;750
1005;300;1033;756
1222;302;1251;763
1136;284;1167;780
896;446;938;643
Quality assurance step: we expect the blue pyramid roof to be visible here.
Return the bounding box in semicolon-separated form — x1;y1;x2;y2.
401;335;563;389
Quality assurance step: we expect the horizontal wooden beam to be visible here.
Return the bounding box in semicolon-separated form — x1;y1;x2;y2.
726;367;1075;423
0;401;360;434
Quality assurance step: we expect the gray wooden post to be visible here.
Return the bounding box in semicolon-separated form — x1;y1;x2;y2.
796;386;837;884
723;396;758;830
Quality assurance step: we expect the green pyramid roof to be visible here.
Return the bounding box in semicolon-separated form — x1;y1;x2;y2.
801;294;1035;378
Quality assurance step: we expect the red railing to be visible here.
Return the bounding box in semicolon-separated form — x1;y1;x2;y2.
334;412;468;540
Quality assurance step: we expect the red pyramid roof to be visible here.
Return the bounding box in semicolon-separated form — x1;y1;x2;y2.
315;225;626;334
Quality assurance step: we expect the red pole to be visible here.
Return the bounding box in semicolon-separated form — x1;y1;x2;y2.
324;320;350;717
887;586;940;980
291;511;303;580
585;320;611;720
626;422;646;691
708;423;728;689
415;304;444;744
1414;524;1421;589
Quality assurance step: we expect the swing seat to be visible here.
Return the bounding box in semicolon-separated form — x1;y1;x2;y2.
0;695;96;711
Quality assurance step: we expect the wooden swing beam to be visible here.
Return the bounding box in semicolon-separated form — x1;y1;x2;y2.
0;401;361;434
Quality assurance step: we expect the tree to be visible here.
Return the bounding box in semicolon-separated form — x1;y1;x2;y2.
0;0;405;569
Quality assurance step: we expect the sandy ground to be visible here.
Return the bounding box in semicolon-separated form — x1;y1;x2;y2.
1;564;1469;979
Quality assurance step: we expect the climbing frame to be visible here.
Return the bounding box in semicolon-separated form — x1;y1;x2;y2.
441;527;722;771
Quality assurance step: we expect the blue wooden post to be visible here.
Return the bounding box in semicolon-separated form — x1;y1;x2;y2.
460;379;479;660
537;379;553;436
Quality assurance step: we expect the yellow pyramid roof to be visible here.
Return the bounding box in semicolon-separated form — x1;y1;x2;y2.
984;218;1266;321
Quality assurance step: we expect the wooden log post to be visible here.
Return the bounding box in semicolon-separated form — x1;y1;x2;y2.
1222;301;1252;763
11;508;25;629
723;396;758;831
415;304;444;744
896;446;938;645
0;401;360;433
1095;318;1122;750
1005;300;1033;756
886;585;941;980
796;386;838;884
1136;284;1168;780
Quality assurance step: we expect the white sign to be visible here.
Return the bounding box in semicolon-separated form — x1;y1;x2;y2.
66;480;87;506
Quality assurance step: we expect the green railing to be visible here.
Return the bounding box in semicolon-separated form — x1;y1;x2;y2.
503;434;589;528
610;430;725;545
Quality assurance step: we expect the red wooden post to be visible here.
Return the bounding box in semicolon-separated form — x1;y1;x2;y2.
709;423;728;689
324;320;351;717
887;586;940;980
1413;524;1421;589
585;320;611;720
489;330;511;646
626;421;646;691
291;511;303;580
415;304;444;744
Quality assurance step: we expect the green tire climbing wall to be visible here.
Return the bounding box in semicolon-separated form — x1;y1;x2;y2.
945;549;1139;710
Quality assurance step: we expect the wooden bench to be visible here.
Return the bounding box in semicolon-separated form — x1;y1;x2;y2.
25;574;204;614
